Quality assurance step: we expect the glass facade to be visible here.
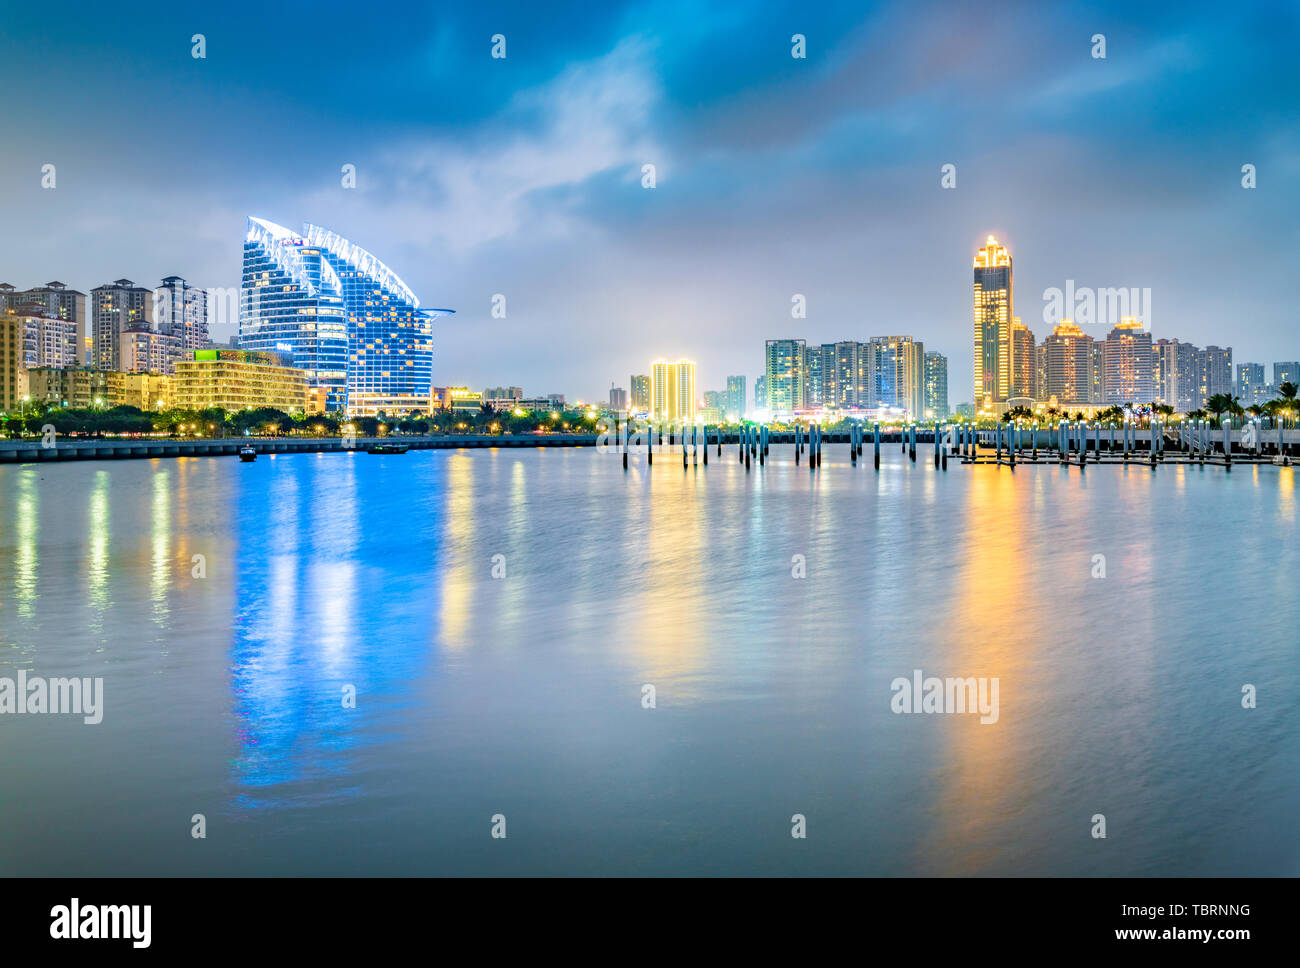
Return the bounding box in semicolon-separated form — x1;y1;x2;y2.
303;224;453;416
240;218;349;411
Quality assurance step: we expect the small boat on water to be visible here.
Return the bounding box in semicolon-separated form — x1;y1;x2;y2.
365;442;410;455
239;445;257;462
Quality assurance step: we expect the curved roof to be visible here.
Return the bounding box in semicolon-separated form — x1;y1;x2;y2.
303;223;419;308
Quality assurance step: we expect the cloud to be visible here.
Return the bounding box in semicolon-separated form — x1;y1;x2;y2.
300;36;665;254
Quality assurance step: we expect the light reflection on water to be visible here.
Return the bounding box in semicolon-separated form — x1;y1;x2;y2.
0;447;1296;876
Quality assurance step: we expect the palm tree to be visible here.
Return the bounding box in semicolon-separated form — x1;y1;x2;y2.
1045;405;1062;420
1278;381;1297;402
1186;408;1208;422
1205;394;1233;427
1097;405;1125;423
1001;406;1033;423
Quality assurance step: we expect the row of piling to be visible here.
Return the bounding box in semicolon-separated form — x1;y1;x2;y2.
612;419;1295;472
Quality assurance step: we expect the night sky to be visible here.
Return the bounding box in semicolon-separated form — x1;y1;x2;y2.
3;0;1297;402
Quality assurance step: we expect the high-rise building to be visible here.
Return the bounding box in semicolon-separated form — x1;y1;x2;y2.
91;279;153;371
870;335;925;417
650;359;696;423
1010;319;1037;401
1272;362;1300;390
725;375;746;420
764;339;807;412
154;276;209;356
1196;345;1233;406
754;374;766;411
0;281;88;364
302;222;453;416
973;235;1013;409
1154;339;1199;413
1235;363;1267;405
806;343;826;405
3;311;80;371
818;341;870;409
630;374;651;413
1042;320;1095;406
924;351;949;418
241;217;451;414
609;386;628;411
1101;317;1154;404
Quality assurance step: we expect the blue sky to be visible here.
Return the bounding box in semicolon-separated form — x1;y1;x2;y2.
3;0;1298;402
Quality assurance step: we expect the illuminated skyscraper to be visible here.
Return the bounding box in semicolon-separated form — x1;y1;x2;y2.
630;373;651;413
924;351;949;418
304;223;453;416
973;235;1013;409
1101;317;1154;404
154;276;209;356
1154;338;1199;413
1236;363;1266;405
1042;320;1095;406
91;278;153;370
240;218;348;410
1195;345;1233;406
725;375;746;419
650;359;697;423
764;339;807;411
240;217;452;413
0;281;87;364
869;335;925;417
1010;319;1038;401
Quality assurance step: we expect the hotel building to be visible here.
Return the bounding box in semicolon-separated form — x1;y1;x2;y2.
303;223;453;417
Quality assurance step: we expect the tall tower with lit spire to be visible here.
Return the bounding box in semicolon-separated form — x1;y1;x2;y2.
973;235;1013;410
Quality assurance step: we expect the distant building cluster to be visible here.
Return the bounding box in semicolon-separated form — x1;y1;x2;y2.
0;276;215;413
969;235;1292;416
760;338;948;421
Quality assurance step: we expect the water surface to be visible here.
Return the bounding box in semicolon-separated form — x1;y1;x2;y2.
1;446;1296;875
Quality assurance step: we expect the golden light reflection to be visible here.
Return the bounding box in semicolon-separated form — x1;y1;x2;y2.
438;453;476;647
151;467;171;622
14;469;39;619
915;465;1040;874
87;470;111;624
628;457;711;694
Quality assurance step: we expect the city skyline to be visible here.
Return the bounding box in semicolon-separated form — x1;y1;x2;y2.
3;1;1298;403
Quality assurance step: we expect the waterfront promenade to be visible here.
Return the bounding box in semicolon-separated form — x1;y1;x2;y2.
2;426;1296;464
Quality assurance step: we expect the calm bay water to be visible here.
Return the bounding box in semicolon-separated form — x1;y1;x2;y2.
1;446;1296;876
